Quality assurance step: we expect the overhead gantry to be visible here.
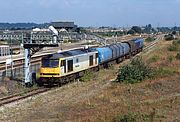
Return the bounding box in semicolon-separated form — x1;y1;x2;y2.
23;26;59;87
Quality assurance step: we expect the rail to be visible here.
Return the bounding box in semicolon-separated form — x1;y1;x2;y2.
0;88;51;107
0;36;164;107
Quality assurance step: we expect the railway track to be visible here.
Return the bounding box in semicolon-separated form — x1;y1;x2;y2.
0;36;163;107
143;35;163;51
0;58;41;71
144;40;159;50
0;88;51;107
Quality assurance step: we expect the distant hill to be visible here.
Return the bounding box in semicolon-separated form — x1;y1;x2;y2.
0;23;49;30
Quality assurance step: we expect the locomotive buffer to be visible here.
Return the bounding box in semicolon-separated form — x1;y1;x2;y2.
23;26;59;87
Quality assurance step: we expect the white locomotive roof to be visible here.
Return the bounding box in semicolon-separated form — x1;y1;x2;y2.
43;48;96;59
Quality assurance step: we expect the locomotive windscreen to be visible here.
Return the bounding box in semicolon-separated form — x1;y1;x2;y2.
42;59;59;68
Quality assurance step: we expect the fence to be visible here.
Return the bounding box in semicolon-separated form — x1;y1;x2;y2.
0;63;40;82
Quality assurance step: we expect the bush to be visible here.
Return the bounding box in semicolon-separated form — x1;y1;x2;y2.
114;112;151;122
115;113;137;122
173;39;180;45
176;53;180;60
148;55;160;63
168;44;178;51
80;70;94;82
154;68;176;77
116;57;154;84
167;55;174;63
168;41;179;51
164;34;174;41
145;37;155;42
127;29;135;35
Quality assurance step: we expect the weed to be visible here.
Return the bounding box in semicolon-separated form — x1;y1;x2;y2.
86;101;96;109
0;86;9;96
154;67;176;77
168;45;178;51
80;70;94;82
167;55;174;63
114;112;152;122
145;37;155;42
148;55;160;63
114;113;137;122
168;40;180;51
173;40;180;45
109;65;115;70
175;53;180;60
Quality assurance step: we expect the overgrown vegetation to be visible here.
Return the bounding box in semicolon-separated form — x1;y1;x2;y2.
114;105;155;122
145;37;156;42
114;112;152;122
176;53;180;60
114;112;138;122
168;45;178;51
147;55;160;63
164;34;174;41
173;39;180;45
168;40;180;51
167;55;174;63
116;57;154;84
80;70;95;82
153;67;176;78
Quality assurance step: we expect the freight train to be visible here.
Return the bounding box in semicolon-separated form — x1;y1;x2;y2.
37;38;144;85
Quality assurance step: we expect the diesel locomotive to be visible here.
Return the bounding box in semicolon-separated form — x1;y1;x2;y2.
37;38;144;85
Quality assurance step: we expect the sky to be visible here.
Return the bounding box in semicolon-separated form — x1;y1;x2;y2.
0;0;179;27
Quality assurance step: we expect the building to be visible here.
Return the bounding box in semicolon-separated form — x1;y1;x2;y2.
0;45;10;56
50;22;77;31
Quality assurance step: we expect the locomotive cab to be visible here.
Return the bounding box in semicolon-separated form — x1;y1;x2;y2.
39;49;99;84
40;58;60;78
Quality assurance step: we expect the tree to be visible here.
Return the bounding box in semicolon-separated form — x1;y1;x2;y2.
164;34;174;41
143;24;153;34
148;24;152;29
127;29;135;35
131;26;142;34
172;31;176;35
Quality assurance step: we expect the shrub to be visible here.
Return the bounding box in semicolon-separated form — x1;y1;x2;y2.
114;113;151;122
173;40;180;45
115;113;137;122
148;55;160;63
145;37;155;42
168;40;180;51
80;70;94;82
168;45;178;51
167;55;174;63
177;40;180;44
154;68;176;77
164;34;174;41
176;53;180;60
116;57;154;84
127;29;135;35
